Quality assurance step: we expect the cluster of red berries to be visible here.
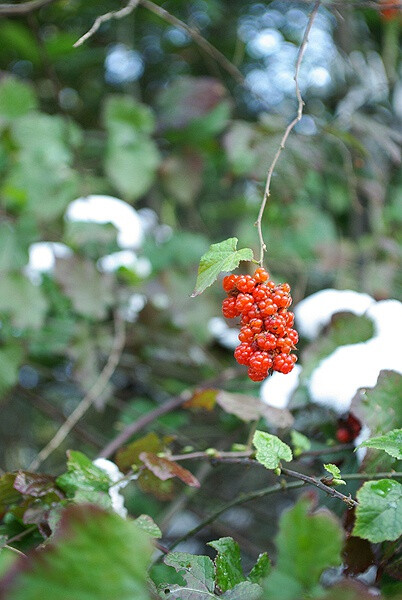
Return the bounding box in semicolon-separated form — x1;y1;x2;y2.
222;268;298;382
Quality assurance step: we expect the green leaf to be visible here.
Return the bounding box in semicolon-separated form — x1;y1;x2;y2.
247;553;271;584
357;429;402;460
0;473;21;509
0;223;28;271
0;76;37;120
0;274;47;329
191;238;253;297
323;464;346;486
253;430;292;470
0;344;24;400
163;553;216;599
56;450;111;498
54;257;114;320
133;515;161;538
353;479;402;543
208;537;245;593
290;430;311;457
324;464;341;479
104;96;160;201
1;505;153;600
264;496;343;599
221;581;262;599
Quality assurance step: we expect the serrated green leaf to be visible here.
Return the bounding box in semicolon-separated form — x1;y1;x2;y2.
163;553;215;599
264;496;343;599
208;537;245;592
324;464;341;479
133;514;161;538
253;430;292;470
191;238;253;297
1;505;153;600
353;479;402;543
56;450;111;497
358;429;402;460
247;553;271;584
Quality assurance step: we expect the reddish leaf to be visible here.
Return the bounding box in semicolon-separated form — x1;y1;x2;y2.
14;471;63;499
115;432;164;472
139;452;200;488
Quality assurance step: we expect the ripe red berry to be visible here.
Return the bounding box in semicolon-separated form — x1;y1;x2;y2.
248;368;266;382
234;343;253;365
256;332;276;351
235;293;254;315
254;268;269;283
287;329;298;345
249;351;273;374
336;427;353;444
273;353;294;374
238;326;254;343
222;296;238;319
237;275;256;293
222;274;238;293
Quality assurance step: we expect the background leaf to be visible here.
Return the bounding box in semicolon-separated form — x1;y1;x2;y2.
253;430;293;470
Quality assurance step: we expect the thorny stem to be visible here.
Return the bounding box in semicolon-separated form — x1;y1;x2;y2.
255;0;321;266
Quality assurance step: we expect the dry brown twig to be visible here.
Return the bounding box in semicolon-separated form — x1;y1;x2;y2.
29;313;126;471
0;0;56;15
255;0;321;265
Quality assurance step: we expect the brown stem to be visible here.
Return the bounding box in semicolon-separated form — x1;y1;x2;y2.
98;368;237;459
255;0;321;265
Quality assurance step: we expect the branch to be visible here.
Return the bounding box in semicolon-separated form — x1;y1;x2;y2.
98;368;237;459
29;313;126;471
167;480;304;552
74;0;141;48
0;0;56;15
255;0;321;266
281;467;357;508
138;0;245;87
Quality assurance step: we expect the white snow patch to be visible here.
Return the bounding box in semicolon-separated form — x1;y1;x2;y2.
98;250;151;277
260;365;302;409
66;195;144;249
25;242;72;282
93;458;129;518
294;289;375;340
308;299;402;413
208;317;239;350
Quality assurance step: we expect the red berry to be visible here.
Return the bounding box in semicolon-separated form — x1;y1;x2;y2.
253;286;268;302
258;300;276;318
237;275;256;293
249;351;273;374
248;368;266;382
336;427;353;444
234;342;253;365
254;268;269;283
256;332;276;351
287;329;298;345
265;315;286;336
222;296;238;319
222;274;238;293
235;293;254;315
238;327;254;343
285;311;295;327
249;318;263;334
273;353;294;374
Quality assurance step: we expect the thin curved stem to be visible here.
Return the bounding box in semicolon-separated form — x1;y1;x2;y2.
255;0;321;265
